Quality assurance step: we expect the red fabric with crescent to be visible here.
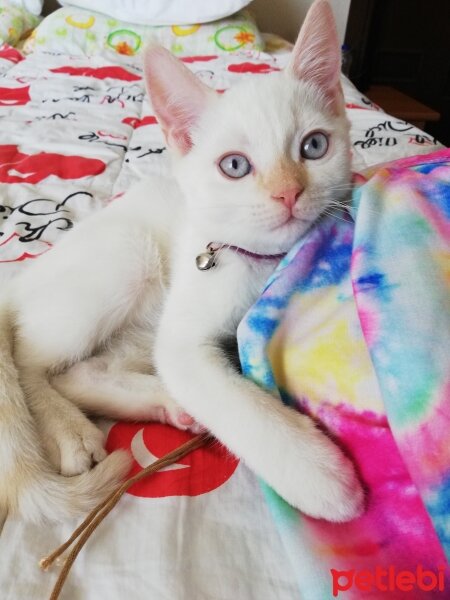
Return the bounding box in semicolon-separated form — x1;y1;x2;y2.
106;422;239;498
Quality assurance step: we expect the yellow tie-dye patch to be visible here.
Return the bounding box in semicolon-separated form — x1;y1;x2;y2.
268;282;384;413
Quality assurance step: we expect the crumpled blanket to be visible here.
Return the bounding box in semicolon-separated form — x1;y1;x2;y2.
238;148;450;599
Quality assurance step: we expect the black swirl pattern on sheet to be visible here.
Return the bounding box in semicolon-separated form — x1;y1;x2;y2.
354;120;438;150
0;191;93;242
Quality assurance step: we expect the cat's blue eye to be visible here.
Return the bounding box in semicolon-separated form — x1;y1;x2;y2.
218;153;252;179
300;131;329;160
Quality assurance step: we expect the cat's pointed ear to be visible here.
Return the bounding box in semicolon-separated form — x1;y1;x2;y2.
143;46;215;154
288;0;342;112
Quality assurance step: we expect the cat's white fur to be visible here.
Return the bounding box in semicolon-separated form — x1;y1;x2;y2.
0;0;364;523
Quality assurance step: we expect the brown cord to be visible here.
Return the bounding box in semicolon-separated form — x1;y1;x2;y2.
40;432;212;600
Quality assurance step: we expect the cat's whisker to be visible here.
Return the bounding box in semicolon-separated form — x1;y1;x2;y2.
320;209;353;224
327;182;355;188
321;187;354;194
313;190;384;218
328;201;383;217
325;203;351;211
309;193;350;202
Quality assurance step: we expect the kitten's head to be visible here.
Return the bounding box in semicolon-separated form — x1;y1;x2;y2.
144;0;350;253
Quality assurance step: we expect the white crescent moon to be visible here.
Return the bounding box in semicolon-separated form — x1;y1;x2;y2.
130;428;190;472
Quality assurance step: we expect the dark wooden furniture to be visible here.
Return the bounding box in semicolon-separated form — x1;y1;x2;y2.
366;85;441;130
345;0;450;145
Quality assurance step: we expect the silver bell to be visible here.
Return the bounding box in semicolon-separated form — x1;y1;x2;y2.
196;250;216;271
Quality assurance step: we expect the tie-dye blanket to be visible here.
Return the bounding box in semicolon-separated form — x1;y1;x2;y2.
238;148;450;599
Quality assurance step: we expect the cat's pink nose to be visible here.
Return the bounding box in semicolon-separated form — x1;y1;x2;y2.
271;187;303;210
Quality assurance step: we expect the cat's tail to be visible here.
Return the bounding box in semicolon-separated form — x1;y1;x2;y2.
15;452;132;523
0;298;132;523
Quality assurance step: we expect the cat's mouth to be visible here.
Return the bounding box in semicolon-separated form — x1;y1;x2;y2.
270;215;312;231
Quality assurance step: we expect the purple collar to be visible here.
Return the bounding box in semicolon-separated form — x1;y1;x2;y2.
196;242;287;271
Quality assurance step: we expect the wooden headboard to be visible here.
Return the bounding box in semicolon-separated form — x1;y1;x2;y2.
42;0;350;43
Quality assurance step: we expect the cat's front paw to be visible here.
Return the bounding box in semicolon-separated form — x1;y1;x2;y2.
266;421;365;522
293;449;365;522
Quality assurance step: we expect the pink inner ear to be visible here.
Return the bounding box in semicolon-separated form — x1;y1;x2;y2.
290;0;341;110
143;46;213;154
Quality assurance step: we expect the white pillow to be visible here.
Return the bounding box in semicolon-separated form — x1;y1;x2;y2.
58;0;253;25
9;0;43;16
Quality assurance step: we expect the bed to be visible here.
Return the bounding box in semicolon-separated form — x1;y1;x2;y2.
0;3;448;599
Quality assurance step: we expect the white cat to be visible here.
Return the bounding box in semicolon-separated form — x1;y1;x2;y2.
0;0;364;523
